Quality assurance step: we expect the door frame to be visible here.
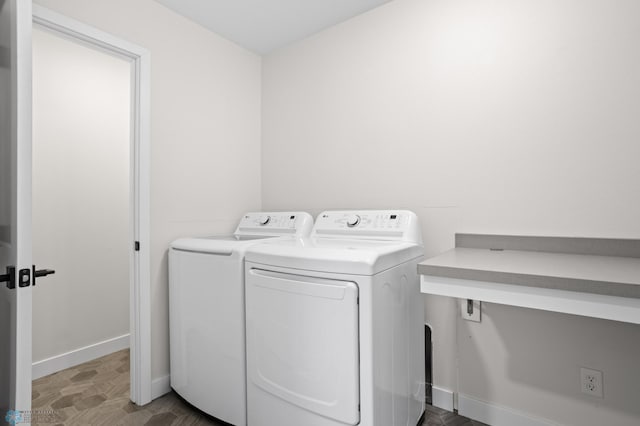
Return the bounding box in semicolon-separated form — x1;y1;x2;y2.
32;5;152;405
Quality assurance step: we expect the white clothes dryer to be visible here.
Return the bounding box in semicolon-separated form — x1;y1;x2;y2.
169;212;313;426
244;210;425;426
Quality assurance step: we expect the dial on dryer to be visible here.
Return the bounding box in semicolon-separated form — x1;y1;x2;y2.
346;215;360;227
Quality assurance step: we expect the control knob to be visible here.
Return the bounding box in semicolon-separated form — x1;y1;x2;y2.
258;215;271;225
346;215;360;227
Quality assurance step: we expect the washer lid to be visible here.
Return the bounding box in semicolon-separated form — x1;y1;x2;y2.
171;234;277;255
245;237;424;275
170;211;313;255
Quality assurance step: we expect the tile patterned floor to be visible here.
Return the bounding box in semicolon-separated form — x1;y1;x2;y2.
32;349;487;425
422;404;489;426
32;349;221;425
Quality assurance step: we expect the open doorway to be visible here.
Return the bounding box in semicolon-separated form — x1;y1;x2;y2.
31;22;131;381
29;6;151;407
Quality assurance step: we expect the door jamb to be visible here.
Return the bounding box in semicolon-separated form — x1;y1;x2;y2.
31;5;152;405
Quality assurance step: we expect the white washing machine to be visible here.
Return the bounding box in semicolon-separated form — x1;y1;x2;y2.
244;210;426;426
168;212;313;426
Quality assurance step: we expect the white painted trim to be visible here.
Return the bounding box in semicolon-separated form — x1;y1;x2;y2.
432;386;455;412
31;5;147;58
151;375;171;400
14;0;34;412
458;394;559;426
32;334;130;380
133;35;153;407
32;5;152;406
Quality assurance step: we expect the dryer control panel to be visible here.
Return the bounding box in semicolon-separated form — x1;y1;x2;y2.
312;210;422;244
235;212;313;236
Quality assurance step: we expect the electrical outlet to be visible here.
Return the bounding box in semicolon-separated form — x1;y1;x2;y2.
580;367;603;398
460;299;481;322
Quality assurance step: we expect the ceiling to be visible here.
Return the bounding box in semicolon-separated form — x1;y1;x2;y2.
155;0;392;54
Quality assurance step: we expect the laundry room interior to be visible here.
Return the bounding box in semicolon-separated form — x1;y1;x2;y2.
20;0;640;425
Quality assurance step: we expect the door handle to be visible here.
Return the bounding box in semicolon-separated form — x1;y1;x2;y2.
32;265;55;286
0;266;16;289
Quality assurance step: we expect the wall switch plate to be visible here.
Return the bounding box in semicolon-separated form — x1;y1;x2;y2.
580;367;603;398
461;299;481;322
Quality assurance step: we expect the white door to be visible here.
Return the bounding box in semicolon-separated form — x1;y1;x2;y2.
0;0;33;419
246;267;360;425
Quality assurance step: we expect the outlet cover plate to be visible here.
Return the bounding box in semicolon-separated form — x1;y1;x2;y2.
461;299;481;322
580;367;603;398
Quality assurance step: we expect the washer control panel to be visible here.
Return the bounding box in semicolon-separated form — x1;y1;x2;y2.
235;212;314;236
312;210;422;244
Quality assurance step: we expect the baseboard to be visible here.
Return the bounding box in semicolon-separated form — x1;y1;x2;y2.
151;375;171;400
33;334;130;380
458;394;559;426
432;386;455;412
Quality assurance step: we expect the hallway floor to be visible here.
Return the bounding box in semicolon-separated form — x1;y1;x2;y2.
32;349;219;425
32;349;486;425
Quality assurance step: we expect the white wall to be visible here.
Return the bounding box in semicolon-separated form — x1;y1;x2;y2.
32;28;130;362
261;0;640;424
33;0;262;381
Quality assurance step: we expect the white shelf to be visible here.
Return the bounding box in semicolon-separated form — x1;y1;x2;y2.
421;275;640;324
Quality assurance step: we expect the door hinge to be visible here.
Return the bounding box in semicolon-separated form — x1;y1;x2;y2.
134;241;140;251
0;266;16;289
